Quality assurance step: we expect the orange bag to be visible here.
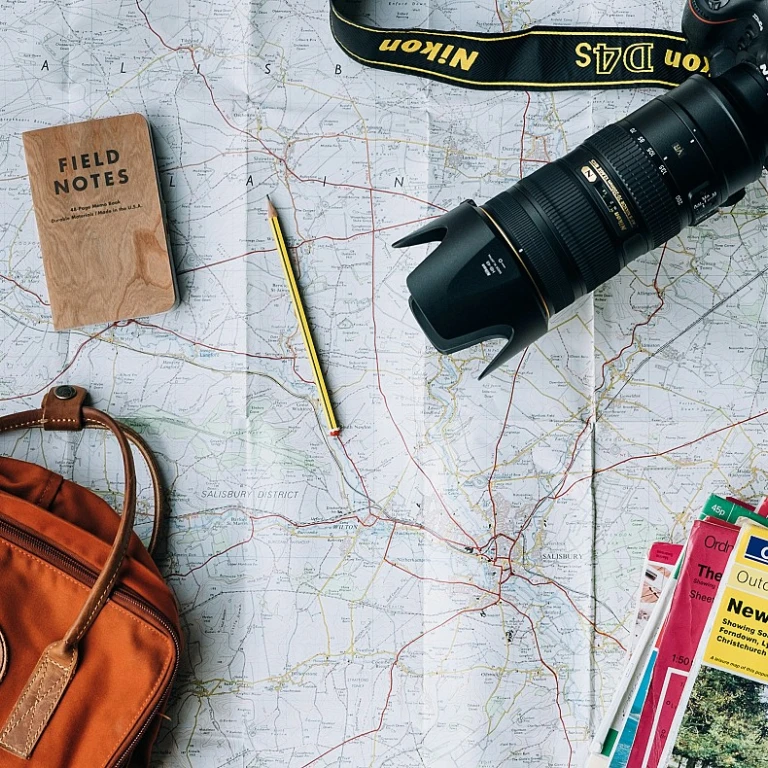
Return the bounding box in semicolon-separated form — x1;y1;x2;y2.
0;386;181;766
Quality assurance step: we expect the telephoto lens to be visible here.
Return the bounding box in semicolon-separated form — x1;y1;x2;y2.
395;62;768;378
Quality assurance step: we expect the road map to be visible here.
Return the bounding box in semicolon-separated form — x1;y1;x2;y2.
2;1;768;766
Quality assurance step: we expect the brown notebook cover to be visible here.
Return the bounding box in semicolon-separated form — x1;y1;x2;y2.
23;114;177;330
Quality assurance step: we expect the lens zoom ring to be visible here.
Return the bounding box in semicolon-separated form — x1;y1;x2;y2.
483;193;574;313
584;124;679;248
520;163;619;293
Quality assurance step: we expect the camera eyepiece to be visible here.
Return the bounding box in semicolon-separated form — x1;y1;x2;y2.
397;62;768;377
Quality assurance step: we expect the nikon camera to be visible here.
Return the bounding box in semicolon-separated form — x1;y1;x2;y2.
396;0;768;377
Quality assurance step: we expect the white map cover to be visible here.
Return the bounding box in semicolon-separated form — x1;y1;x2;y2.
1;1;767;766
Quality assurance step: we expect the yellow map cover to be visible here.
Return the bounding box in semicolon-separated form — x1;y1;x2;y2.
663;523;768;768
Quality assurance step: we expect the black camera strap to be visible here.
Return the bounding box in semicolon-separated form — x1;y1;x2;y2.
330;0;708;90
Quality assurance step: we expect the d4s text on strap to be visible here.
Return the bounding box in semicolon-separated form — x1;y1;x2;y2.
329;0;710;91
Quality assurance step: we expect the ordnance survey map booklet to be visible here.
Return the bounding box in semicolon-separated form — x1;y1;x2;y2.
663;524;768;768
627;543;683;659
4;1;768;766
625;519;746;768
593;497;768;768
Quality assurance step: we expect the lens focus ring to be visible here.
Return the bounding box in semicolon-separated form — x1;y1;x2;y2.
520;162;619;293
584;123;680;248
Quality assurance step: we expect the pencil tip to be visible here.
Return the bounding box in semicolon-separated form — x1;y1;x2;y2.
266;196;277;218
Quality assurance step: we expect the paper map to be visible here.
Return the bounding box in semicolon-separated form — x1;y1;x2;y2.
1;1;768;766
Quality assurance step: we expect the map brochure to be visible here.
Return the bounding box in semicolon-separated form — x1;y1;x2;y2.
626;543;683;659
663;522;768;768
626;514;768;768
592;495;766;767
583;544;684;768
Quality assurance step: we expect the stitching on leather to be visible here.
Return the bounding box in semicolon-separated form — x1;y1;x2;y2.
24;661;73;753
0;538;174;763
0;419;43;434
3;651;74;754
7;659;65;738
0;539;173;768
47;658;68;673
0;646;74;753
0;737;25;757
0;655;49;737
73;566;121;644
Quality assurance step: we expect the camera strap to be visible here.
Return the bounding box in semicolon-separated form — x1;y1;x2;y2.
330;0;709;91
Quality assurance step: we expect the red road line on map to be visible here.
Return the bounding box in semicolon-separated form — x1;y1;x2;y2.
519;91;532;179
362;132;481;552
283;334;314;385
382;520;505;592
251;511;377;530
299;600;498;768
136;0;478;550
507;412;594;553
595;245;667;393
177;247;274;276
509;248;669;547
0;274;49;306
385;514;624;649
495;1;506;30
168;518;255;578
556;406;768;499
128;320;293;361
486;350;528;553
505;600;574;768
385;557;503;600
509;571;625;650
0;325;115;403
177;217;440;276
135;0;448;216
384;543;579;768
337;434;377;521
249;509;472;551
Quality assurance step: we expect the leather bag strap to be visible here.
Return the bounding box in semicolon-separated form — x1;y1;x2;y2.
0;386;160;758
0;387;164;555
86;421;164;556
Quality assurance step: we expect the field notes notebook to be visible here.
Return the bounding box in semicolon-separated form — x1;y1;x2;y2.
23;114;177;330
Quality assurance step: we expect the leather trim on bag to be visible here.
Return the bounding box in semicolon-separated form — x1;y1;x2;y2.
0;641;78;758
41;386;87;431
0;624;7;685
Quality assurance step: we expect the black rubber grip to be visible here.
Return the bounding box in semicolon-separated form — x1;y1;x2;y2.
483;192;575;313
518;161;621;293
585;123;680;248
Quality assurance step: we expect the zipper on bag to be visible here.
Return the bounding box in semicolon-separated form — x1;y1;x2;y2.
0;512;181;766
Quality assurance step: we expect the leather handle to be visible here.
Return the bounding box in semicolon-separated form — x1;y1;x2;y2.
0;388;147;757
63;406;136;648
0;393;164;555
0;397;138;650
85;420;164;556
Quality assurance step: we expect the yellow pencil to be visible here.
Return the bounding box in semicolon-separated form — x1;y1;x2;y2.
267;197;341;437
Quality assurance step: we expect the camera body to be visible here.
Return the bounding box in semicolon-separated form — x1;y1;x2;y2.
683;0;768;77
396;2;768;378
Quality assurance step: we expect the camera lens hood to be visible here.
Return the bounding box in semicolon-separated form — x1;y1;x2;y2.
394;201;548;378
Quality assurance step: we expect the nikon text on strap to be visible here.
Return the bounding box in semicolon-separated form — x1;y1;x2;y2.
330;0;709;90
